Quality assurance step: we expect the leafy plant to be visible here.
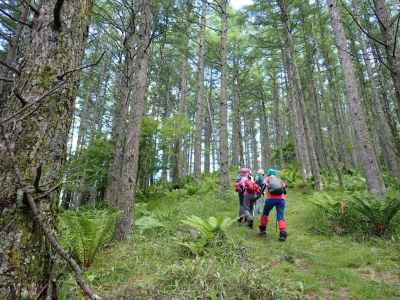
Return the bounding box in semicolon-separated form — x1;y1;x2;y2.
135;215;164;232
309;190;400;236
350;191;400;235
58;208;118;268
279;166;302;187
178;215;236;255
308;192;353;234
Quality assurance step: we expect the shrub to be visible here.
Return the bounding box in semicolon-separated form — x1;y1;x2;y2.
58;208;118;268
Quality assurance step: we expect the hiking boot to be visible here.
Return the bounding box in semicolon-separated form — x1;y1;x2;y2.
279;231;287;242
258;225;266;237
247;220;253;229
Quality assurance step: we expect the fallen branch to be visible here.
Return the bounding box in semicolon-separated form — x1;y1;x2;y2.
0;125;102;300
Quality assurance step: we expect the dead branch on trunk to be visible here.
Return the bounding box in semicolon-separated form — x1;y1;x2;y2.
0;125;102;300
0;82;65;125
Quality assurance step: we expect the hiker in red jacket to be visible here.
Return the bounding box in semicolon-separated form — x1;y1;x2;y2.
235;168;260;228
258;168;288;241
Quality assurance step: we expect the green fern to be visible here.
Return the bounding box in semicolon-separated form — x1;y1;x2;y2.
179;215;235;255
58;209;118;268
350;192;400;235
135;215;164;232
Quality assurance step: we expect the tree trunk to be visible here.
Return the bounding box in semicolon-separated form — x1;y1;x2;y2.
278;0;322;190
204;69;214;175
0;0;93;297
260;98;270;169
218;0;230;193
373;0;400;112
105;0;152;239
178;54;189;178
359;37;400;179
327;0;386;196
231;65;241;167
0;1;29;109
271;71;283;167
194;0;207;177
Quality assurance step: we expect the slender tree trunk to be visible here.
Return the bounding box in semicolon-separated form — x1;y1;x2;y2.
327;0;386;196
194;0;207;177
373;0;400;112
271;71;283;167
204;69;213;174
358;38;400;178
178;54;189;178
106;0;152;239
218;0;230;193
231;65;241;167
249;116;259;171
0;0;93;297
278;0;321;190
260;97;270;168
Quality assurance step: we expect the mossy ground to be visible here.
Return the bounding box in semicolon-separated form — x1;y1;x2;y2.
85;176;400;299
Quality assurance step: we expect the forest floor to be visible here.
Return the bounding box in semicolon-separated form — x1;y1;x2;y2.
86;176;400;299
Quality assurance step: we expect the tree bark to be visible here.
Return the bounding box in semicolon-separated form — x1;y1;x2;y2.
260;96;270;169
194;0;207;177
178;54;189;178
0;1;29;110
218;0;230;193
0;0;93;297
373;0;400;113
271;70;283;168
105;0;152;239
358;35;400;179
231;64;241;167
278;0;322;190
327;0;386;196
204;69;214;175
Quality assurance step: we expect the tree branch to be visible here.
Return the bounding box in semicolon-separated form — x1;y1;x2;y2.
0;125;102;300
21;0;39;16
0;59;21;75
0;76;14;82
340;0;388;48
0;7;32;28
57;51;106;80
0;82;65;125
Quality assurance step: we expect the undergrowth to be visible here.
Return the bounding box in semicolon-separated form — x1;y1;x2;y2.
57;169;400;299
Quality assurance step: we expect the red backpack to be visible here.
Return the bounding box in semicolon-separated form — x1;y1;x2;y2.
244;180;260;194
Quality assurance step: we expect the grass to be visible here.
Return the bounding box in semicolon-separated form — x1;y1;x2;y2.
73;176;400;299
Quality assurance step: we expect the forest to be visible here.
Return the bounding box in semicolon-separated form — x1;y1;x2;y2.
0;0;400;299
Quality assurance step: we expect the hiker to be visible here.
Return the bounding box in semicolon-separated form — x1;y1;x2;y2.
235;168;249;223
235;168;260;228
258;168;288;241
255;168;266;195
254;169;266;215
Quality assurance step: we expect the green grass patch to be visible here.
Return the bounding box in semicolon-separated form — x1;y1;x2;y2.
61;174;400;299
